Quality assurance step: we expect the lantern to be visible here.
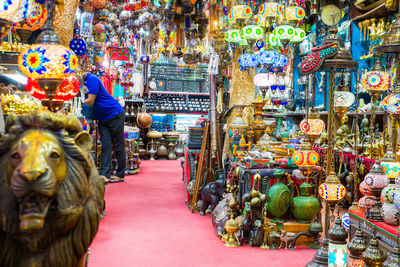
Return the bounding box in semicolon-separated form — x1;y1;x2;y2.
19;44;78;80
228;4;252;24
299;114;326;143
286;6;305;23
268;34;283;48
361;58;390;98
240;25;264;42
253;14;266;27
69;38;87;56
347;228;367;267
225;29;242;43
253;72;276;88
334;91;355;117
328;215;348;267
381;147;400;181
381;185;400;204
258;50;279;67
364;161;389;189
319;171;346;204
238;53;259;70
13;2;47;31
382;94;400;114
292;141;319;177
273;23;295;48
0;0;34;23
291;28;306;43
258;1;283;19
273;54;288;69
26;76;80;102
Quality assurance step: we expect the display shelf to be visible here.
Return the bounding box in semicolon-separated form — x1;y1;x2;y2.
349;210;398;253
149;91;210;96
0;52;19;65
350;2;394;21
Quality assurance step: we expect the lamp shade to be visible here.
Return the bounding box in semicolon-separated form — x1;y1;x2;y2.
286;6;305;23
258;2;283;19
268;34;282;48
238;53;259;69
13;2;47;31
319;171;346;204
225;29;242;43
258;50;279;66
253;14;266;27
240;25;264;41
228;5;252;22
334;91;355;108
364;161;389;189
0;0;33;23
26;75;80;101
291;28;306;43
381;185;400;204
292;148;319;168
299;118;325;140
382;94;400;114
273;24;295;41
361;71;390;94
381;148;400;180
253;72;276;88
0;0;20;19
273;54;288;68
18;44;78;79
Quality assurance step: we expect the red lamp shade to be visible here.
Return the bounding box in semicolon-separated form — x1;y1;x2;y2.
26;75;80;101
292;149;319;168
299;118;325;141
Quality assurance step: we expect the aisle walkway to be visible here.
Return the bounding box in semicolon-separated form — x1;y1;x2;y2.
90;160;315;267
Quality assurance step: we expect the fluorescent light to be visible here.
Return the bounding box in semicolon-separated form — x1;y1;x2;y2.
3;72;28;85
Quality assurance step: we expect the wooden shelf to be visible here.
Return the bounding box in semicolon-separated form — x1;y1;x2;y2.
0;52;19;65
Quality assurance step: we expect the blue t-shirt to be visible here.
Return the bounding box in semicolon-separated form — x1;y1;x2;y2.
85;73;123;122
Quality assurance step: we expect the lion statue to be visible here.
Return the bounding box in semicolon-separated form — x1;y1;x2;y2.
0;111;105;267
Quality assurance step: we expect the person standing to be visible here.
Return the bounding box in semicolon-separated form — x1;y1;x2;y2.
83;72;126;183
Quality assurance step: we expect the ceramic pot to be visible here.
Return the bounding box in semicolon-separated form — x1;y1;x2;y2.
381;203;400;226
381;185;400;204
291;182;319;223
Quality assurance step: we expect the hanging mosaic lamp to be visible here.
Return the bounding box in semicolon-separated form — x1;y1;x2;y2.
291;27;306;43
26;75;80;102
13;2;47;32
258;50;279;68
319;170;346;205
258;0;283;19
382;93;400;114
299;112;325;144
238;53;259;70
253;71;276;88
228;0;253;26
328;214;348;267
273;53;288;69
361;57;390;97
69;38;87;56
334;79;355;118
18;1;78;111
225;29;242;43
253;14;266;27
267;33;283;48
240;25;264;42
292;140;319;177
286;1;305;24
273;21;295;48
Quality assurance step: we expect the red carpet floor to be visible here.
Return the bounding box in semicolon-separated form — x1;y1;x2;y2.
89;160;316;267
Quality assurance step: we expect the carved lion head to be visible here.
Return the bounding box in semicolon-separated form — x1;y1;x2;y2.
0;111;104;266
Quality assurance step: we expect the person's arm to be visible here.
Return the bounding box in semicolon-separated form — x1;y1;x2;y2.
83;74;99;106
84;94;96;106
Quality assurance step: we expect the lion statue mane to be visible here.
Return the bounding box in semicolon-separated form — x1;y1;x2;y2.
0;111;105;267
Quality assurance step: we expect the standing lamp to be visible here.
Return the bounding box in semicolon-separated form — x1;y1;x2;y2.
362;233;388;266
327;213;348;267
17;0;78;111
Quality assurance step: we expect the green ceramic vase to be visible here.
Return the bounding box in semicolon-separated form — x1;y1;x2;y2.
292;182;320;223
267;170;290;218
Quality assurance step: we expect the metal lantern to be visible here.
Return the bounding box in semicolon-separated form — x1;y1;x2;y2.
362;235;388;266
347;228;367;267
328;214;348;267
299;112;326;144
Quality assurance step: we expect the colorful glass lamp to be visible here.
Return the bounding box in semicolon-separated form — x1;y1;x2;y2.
292;140;319;177
319;170;346;205
299;111;326;144
328;214;348;267
228;0;253;28
18;1;78;111
291;27;306;44
258;0;283;27
225;29;242;43
285;0;305;24
240;25;264;45
273;21;295;48
361;57;390;102
334;79;355;118
381;145;400;183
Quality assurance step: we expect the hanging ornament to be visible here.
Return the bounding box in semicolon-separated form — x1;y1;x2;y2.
14;1;47;31
69;38;86;56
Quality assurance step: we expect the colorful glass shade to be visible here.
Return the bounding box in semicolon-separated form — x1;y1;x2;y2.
268;34;283;47
273;54;288;68
394;192;400;211
319;182;346;203
273;24;295;41
0;0;33;23
382;94;400;114
258;50;279;66
13;2;47;31
361;71;390;94
292;149;319;168
291;28;306;43
0;0;20;19
381;185;400;204
225;29;242;43
253;72;276;88
228;5;252;23
364;162;389;189
238;53;259;69
93;0;106;9
334;91;355;108
299;118;325;140
328;243;347;267
240;25;264;41
18;44;78;79
26;76;80;101
258;2;283;19
253;14;266;27
286;6;305;23
381;149;400;180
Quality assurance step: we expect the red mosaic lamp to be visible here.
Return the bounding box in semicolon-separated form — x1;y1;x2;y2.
18;1;78;111
292;139;319;177
299;109;325;144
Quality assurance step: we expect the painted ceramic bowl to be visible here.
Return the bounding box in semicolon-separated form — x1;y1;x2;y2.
381;202;400;226
381;185;400;204
358;196;378;212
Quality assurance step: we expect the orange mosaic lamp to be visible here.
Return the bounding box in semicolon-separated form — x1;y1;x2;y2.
361;57;390;99
299;111;325;144
292;140;319;177
319;171;346;204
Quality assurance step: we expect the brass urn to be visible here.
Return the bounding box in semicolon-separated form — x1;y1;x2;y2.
347;228;368;265
362;235;387;267
224;214;240;248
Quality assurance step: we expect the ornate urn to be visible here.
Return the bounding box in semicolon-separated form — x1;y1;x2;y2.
362;235;387;266
156;138;168;159
291;182;319;223
347;228;368;267
136;108;152;129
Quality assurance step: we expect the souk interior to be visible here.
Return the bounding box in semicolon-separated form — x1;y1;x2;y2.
1;0;400;266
